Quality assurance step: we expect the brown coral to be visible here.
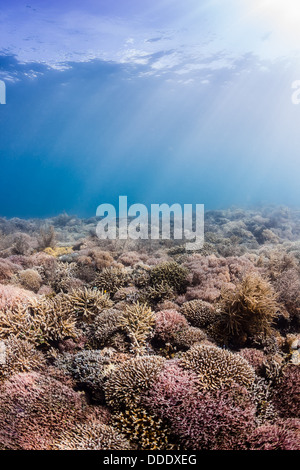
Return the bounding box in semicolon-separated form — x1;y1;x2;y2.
0;336;46;380
104;355;165;410
179;344;255;391
217;273;280;347
117;302;155;355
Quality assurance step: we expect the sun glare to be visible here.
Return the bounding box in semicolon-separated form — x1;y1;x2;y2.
256;0;300;30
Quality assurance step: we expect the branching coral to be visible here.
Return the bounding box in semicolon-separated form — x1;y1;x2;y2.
173;326;207;350
0;336;46;381
117;302;155;355
18;268;42;292
246;419;300;450
179;344;255;391
60;287;113;324
88;308;126;349
0;283;36;310
271;364;300;418
49;261;81;293
111;406;173;450
149;261;188;295
95;267;129;296
54;421;131;450
275;268;300;327
153;309;207;352
154;309;189;344
248;376;277;424
0;296;77;346
181;299;217;328
237;348;266;376
140;282;175;306
217;273;280;347
183;254;255;302
104;355;165;410
0;372;87;450
144;361;256;450
70;350;114;403
0;258;21;281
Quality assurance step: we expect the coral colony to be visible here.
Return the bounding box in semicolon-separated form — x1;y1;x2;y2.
0;206;299;450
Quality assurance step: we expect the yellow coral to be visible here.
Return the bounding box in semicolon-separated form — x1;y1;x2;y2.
43;246;73;257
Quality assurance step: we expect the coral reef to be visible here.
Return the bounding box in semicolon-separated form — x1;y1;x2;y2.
272;364;300;418
94;267;129;296
0;296;77;346
181;299;217;328
0;206;299;450
61;287;113;324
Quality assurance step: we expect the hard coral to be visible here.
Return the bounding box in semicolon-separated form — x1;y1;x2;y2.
61;287;113;324
179;344;255;391
44;246;73;257
154;309;189;344
184;255;255;302
117;302;155;355
0;296;77;346
149;261;188;295
0;372;87;450
104;355;165;410
181;299;217;328
95;267;129;296
111;406;173;450
0;336;46;380
145;361;256;450
173;326;207;350
54;422;131;450
71;350;113;403
0;283;36;310
272;364;300;418
217;273;279;347
18;268;42;292
89;308;127;350
247;419;300;450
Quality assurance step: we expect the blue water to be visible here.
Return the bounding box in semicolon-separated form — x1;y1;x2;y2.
1;2;300;218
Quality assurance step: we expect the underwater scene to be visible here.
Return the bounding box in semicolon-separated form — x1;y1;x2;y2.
0;1;300;453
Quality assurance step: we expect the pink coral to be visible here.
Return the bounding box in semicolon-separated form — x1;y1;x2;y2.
184;254;256;302
238;348;266;376
0;372;88;450
272;364;300;418
144;361;256;450
154;309;189;343
247;419;300;450
0;283;36;310
0;258;22;281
